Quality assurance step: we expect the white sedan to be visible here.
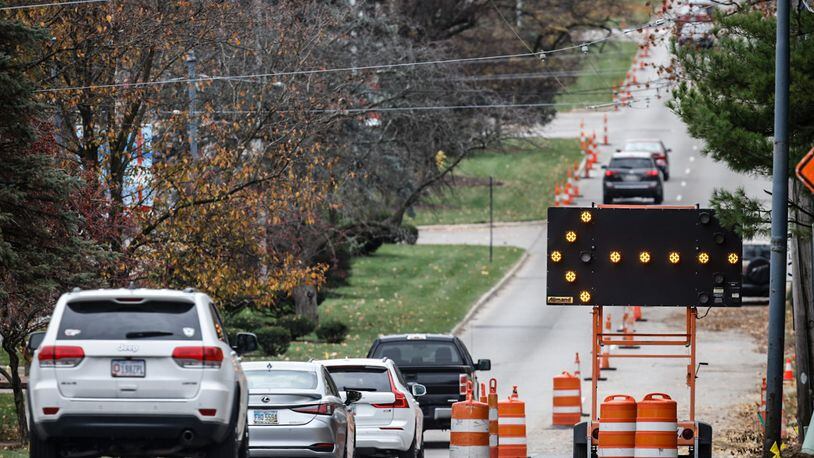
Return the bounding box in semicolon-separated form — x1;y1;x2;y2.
317;358;425;458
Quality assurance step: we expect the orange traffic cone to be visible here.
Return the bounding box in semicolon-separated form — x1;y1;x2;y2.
619;308;640;349
601;314;617;372
784;357;794;383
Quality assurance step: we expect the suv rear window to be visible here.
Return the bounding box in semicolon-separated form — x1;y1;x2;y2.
57;300;201;341
245;370;318;390
372;341;463;366
609;158;654;169
327;367;391;392
623;142;662;152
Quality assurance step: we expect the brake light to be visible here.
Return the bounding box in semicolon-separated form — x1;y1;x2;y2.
292;403;335;415
646;169;659;177
373;371;410;409
459;374;469;395
42;407;59;415
199;408;217;416
38;346;84;368
172;346;224;368
604;170;615;177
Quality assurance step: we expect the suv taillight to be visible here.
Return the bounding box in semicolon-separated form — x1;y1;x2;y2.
172;346;224;368
459;374;469;395
38;346;84;368
372;371;410;409
605;170;615;177
646;169;660;177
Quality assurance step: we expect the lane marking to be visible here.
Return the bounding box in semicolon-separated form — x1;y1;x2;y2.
677;194;683;201
693;145;699;151
689;156;695;162
680;181;687;187
685;168;691;175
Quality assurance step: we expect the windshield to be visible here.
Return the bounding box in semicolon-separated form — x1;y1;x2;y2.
372;341;464;366
58;300;201;340
609;158;654;169
326;367;391;392
623;142;662;153
245;370;318;390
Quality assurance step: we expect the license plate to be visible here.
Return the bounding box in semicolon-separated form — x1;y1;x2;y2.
622;175;640;181
111;359;145;378
253;410;278;425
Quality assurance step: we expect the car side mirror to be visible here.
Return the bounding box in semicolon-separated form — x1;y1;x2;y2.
600;164;607;169
410;383;427;397
615;148;622;153
345;389;363;405
233;332;258;356
476;359;491;371
666;148;672;153
27;331;45;353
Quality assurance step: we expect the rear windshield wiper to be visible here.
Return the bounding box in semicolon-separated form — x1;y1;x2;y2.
126;331;174;339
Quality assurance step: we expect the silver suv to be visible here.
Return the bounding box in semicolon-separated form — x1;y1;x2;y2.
27;288;258;458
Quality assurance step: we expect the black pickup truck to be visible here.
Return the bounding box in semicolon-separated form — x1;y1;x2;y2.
367;333;491;430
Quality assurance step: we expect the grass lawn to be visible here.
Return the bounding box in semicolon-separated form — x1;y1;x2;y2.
408;137;581;226
556;41;640;111
0;393;19;444
262;244;522;361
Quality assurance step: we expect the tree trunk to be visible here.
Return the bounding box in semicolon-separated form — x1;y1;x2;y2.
2;344;28;444
293;285;318;325
791;179;814;432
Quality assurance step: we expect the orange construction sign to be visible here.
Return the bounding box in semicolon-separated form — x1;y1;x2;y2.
795;147;814;193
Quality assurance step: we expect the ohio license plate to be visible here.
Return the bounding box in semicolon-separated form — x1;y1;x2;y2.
253;410;278;425
111;359;145;378
622;174;640;181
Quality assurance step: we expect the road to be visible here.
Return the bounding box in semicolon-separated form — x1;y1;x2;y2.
419;32;768;457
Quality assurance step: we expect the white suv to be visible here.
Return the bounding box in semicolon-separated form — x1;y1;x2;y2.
317;358;425;458
27;288;258;458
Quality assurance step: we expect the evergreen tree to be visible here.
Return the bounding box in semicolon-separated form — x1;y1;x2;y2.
670;5;814;429
0;15;108;442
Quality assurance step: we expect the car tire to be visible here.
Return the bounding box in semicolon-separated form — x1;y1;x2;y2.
207;407;240;458
398;438;419;458
663;172;670;181
238;422;249;458
654;192;663;205
603;194;613;204
29;428;59;458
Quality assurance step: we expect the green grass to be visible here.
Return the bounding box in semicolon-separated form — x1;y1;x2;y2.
255;244;522;361
408;138;582;226
0;393;19;444
0;449;26;458
556;41;640;111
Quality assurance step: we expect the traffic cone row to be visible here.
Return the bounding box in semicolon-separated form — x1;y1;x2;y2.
451;379;527;458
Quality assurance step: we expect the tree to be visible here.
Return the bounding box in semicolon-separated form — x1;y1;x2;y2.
670;5;814;430
0;15;109;442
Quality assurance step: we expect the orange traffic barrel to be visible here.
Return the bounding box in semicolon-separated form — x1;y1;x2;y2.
498;386;527;457
451;381;489;457
487;379;499;458
552;371;581;426
599;394;637;458
634;393;677;457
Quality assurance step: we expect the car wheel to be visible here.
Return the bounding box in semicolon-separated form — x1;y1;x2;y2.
29;428;59;458
654;192;663;205
207;410;240;458
238;422;249;458
603;194;613;204
398;438;419;458
663;172;670;181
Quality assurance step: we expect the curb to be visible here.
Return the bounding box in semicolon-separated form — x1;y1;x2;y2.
418;220;546;232
451;249;532;336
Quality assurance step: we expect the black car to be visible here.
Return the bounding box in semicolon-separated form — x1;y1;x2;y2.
367;334;490;431
602;153;664;204
621;139;671;180
742;242;770;297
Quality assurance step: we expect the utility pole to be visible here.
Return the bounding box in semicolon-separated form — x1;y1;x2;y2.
186;50;199;160
764;0;790;454
489;176;494;263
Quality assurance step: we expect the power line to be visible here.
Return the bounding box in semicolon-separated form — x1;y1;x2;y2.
36;17;672;94
0;0;108;11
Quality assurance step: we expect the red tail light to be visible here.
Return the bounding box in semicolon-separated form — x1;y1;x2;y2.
646;169;659;177
172;346;224;368
459;374;469;395
373;371;410;409
292;403;336;415
604;170;615;177
42;407;59;415
38;346;84;368
199;408;217;416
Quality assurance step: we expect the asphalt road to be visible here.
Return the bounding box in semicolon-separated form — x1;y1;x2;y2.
419;32;768;457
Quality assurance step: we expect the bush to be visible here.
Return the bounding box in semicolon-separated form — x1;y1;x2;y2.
255;326;292;356
277;315;316;340
315;320;349;344
225;310;268;332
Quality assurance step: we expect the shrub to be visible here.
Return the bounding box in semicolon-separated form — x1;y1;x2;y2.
315;320;349;344
277;315;316;340
255;326;292;356
225;310;268;332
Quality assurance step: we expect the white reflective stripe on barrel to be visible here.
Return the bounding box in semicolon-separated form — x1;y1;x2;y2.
598;448;635;457
635;422;677;432
451;418;489;433
498;437;527;445
489;408;498;421
450;445;490;458
599;422;636;432
553;389;581;397
633;448;678;458
489;436;497;446
552;406;581;413
497;417;526;425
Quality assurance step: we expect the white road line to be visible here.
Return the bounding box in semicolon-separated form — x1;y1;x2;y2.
692;145;699;151
689;156;695;162
685;168;691;175
680;181;687;187
677;194;683;201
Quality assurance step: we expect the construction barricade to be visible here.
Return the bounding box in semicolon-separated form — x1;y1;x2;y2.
487;379;499;458
552;372;582;426
498;386;527;457
599;394;637;458
634;393;677;458
451;382;490;458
